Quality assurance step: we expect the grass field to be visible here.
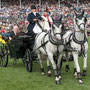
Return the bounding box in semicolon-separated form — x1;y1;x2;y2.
0;38;90;90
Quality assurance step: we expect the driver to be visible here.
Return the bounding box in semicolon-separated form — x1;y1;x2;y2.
27;5;45;36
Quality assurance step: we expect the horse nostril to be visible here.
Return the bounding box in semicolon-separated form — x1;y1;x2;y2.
81;28;85;33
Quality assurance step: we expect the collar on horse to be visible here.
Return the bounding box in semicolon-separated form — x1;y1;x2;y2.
72;31;87;45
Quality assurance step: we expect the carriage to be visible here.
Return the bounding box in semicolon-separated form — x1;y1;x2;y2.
0;34;36;72
0;10;88;84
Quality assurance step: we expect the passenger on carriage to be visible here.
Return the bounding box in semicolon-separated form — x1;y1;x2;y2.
9;25;19;40
9;25;25;40
41;9;53;31
27;5;45;35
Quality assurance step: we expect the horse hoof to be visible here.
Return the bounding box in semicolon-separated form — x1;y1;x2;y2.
65;65;69;72
56;80;61;85
59;76;62;80
74;72;78;78
42;72;46;76
82;72;87;77
65;68;69;72
79;80;83;84
47;73;51;77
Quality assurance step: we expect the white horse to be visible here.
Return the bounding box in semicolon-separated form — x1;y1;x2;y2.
62;11;88;84
34;18;64;84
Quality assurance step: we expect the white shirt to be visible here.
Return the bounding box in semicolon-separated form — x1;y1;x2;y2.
33;23;42;33
41;15;53;31
33;12;42;33
33;12;36;16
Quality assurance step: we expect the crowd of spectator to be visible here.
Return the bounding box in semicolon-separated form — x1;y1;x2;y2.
0;0;90;36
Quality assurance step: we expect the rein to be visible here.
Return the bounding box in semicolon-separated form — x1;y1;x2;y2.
36;20;47;32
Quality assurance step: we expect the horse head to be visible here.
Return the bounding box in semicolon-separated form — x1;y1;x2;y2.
74;10;87;33
53;15;64;33
51;16;64;40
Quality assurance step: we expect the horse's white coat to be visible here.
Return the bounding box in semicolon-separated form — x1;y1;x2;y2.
34;23;64;83
63;11;88;83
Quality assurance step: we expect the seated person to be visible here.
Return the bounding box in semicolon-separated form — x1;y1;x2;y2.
9;25;18;40
17;25;25;36
9;25;25;40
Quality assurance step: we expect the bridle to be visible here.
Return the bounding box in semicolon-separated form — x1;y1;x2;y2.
75;18;86;33
76;21;85;30
72;18;87;45
49;25;63;45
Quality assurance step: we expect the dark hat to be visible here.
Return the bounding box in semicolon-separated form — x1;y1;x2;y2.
31;5;36;9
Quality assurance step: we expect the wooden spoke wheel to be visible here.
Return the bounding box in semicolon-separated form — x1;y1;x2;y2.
0;44;8;67
24;48;33;72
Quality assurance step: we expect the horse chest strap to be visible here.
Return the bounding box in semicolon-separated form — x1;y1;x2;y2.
57;45;59;58
73;32;87;45
80;44;85;56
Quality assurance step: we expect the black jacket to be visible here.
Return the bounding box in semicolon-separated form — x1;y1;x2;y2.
9;31;15;38
27;12;43;32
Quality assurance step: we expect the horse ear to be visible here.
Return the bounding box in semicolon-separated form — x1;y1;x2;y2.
52;24;55;30
61;23;64;30
84;17;87;23
74;11;77;18
59;15;62;22
59;24;63;30
81;10;85;16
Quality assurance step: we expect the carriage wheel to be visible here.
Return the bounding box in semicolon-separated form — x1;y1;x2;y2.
0;44;8;67
24;48;33;72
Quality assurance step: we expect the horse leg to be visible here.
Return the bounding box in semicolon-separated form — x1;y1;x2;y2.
73;52;77;78
74;64;78;78
38;53;45;75
65;52;70;72
48;53;61;84
72;52;83;84
57;54;63;80
47;58;51;77
82;53;87;76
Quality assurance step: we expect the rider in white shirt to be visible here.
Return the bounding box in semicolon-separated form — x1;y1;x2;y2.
42;9;53;31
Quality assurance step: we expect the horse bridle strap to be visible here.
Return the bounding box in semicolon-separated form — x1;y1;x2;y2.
76;22;85;29
48;30;63;45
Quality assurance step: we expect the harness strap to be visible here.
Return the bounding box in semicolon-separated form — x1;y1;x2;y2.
73;32;87;45
37;21;46;32
56;45;59;64
31;40;49;54
48;31;64;45
72;32;87;56
41;33;48;54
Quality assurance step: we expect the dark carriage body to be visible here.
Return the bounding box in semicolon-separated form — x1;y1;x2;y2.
8;35;34;59
0;35;35;72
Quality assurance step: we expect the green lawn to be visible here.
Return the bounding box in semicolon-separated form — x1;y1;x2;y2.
0;38;90;90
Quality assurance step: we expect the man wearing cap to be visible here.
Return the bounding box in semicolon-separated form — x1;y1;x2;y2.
27;5;44;35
